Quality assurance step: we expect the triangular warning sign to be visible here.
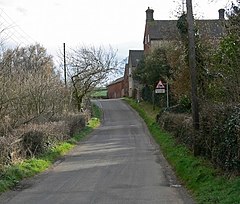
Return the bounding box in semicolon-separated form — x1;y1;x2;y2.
156;80;165;89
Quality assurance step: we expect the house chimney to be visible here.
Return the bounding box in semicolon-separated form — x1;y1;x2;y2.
218;9;225;20
146;7;154;22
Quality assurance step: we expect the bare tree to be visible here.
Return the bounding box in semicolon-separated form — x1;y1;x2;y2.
0;44;71;134
67;45;118;111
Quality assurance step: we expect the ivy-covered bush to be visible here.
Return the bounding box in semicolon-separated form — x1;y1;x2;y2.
157;103;240;173
200;104;240;172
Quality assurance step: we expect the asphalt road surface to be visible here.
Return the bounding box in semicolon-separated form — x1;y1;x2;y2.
0;99;194;204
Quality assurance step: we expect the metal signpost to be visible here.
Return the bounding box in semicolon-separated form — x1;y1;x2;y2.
155;80;169;108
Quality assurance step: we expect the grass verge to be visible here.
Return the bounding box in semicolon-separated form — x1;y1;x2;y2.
0;104;101;193
91;88;107;98
124;98;240;204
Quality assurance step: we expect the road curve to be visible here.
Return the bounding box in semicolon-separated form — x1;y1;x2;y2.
0;99;194;204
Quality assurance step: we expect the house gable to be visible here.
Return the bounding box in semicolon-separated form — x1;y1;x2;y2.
144;7;226;53
128;50;144;68
127;50;144;97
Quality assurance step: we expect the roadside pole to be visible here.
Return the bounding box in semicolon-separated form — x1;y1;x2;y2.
186;0;200;155
63;43;67;87
166;82;169;108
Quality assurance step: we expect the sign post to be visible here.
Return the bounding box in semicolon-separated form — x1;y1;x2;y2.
166;82;169;108
155;80;169;108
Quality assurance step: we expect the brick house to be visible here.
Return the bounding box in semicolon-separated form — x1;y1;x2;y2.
144;7;226;53
124;7;226;99
109;50;144;99
108;7;226;100
107;77;124;99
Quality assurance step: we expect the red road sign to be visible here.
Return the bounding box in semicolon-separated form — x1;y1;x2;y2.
155;80;165;94
156;80;165;89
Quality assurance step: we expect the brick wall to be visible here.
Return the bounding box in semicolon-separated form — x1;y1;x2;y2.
107;78;124;99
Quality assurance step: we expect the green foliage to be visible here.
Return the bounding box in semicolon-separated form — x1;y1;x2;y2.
201;104;240;172
174;95;192;113
141;85;152;103
210;34;240;102
133;48;171;88
91;89;107;98
125;98;240;204
205;2;240;103
0;159;50;192
176;13;213;102
179;95;191;109
91;103;102;120
158;101;240;173
176;13;188;40
157;111;193;148
133;48;172;108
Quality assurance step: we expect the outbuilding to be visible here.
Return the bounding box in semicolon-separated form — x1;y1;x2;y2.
107;77;125;99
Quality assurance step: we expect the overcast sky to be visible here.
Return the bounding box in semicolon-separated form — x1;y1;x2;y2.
0;0;230;60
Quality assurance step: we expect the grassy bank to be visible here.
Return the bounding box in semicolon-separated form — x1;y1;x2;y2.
0;104;101;193
125;98;240;204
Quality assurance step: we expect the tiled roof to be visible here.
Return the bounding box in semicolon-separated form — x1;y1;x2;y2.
147;20;180;40
196;20;225;38
107;77;124;86
146;19;225;41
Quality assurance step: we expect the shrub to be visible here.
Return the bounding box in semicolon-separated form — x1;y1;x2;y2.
20;121;70;157
200;103;240;172
158;103;240;173
0;113;87;166
66;114;86;137
157;111;193;149
0;137;12;168
22;130;45;156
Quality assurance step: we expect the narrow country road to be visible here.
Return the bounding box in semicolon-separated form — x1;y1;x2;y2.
0;99;194;204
